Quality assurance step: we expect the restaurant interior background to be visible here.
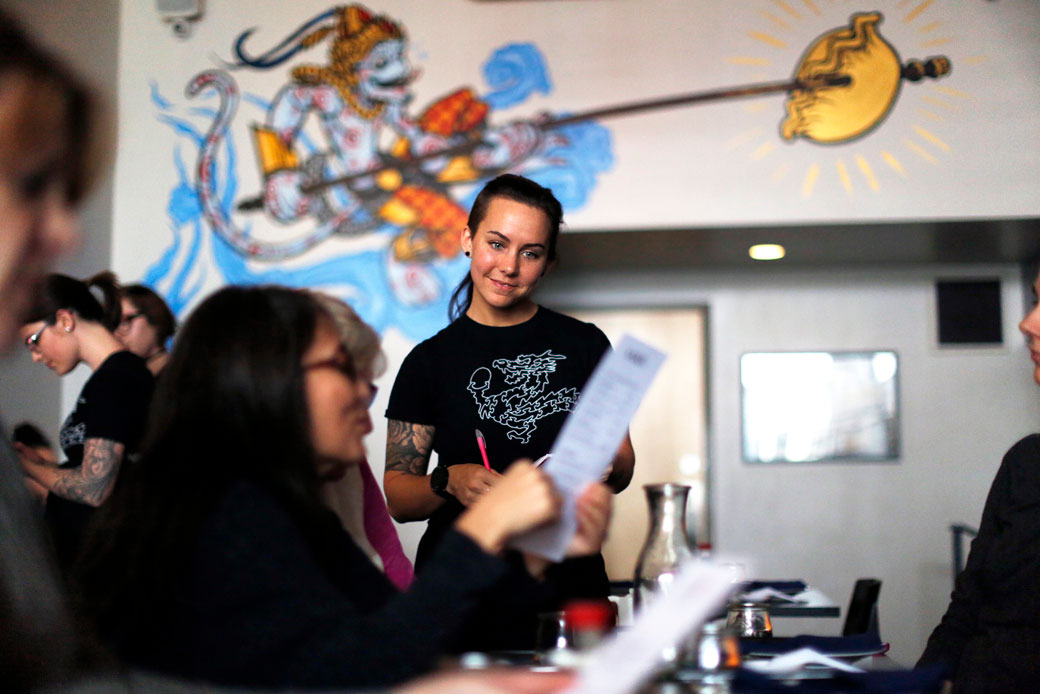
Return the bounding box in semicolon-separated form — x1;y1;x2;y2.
2;0;1039;662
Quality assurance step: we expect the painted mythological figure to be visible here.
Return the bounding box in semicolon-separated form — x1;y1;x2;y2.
189;5;559;305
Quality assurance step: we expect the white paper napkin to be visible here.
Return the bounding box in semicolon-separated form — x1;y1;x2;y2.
743;647;865;674
740;587;805;603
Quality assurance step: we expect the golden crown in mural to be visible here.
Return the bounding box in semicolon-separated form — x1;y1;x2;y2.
291;5;405;119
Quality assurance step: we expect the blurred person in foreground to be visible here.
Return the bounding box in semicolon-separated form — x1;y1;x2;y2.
0;8;96;689
0;10;576;694
917;266;1040;693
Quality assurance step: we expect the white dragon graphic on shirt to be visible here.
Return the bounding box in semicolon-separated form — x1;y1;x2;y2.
467;350;579;444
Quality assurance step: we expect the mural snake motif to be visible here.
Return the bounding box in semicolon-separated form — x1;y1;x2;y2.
187;70;347;260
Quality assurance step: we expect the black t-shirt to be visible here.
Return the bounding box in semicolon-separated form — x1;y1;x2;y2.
386;306;612;649
46;350;154;569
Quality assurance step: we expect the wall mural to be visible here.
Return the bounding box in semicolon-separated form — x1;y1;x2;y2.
141;3;958;336
724;1;961;199
146;4;611;338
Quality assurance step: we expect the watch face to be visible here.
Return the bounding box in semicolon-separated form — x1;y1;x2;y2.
430;465;449;493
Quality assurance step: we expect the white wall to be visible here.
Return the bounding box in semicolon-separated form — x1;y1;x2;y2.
539;262;1037;663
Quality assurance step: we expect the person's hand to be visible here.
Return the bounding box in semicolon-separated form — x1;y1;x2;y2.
13;442;48;472
565;482;612;558
447;463;503;507
395;668;575;694
455;461;561;554
521;482;613;578
23;476;49;504
262;169;311;223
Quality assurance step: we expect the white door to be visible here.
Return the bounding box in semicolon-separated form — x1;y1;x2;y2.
566;307;710;581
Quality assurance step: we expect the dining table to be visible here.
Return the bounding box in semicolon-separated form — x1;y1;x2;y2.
455;646;934;694
758;586;841;618
510;578;934;692
727;579;841;619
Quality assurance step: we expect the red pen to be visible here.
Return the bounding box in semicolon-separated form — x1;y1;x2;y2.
474;428;491;470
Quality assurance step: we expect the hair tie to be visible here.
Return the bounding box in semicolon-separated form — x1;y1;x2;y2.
87;283;106;307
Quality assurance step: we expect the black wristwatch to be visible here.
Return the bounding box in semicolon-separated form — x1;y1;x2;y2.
430;465;452;499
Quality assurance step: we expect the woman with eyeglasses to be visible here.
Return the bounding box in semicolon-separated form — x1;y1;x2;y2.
17;271;154;571
312;291;414;590
78;285;610;690
114;284;176;376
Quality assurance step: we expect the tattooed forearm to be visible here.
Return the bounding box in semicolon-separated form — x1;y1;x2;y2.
50;438;124;507
385;420;434;475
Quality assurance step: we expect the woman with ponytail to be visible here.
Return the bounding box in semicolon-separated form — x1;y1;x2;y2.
17;271;154;571
384;174;635;650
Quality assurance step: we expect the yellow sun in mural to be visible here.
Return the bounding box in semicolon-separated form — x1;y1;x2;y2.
727;0;984;198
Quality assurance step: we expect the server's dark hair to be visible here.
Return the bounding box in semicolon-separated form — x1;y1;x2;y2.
24;272;123;332
448;174;563;322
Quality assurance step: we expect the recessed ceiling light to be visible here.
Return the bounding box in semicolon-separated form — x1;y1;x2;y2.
749;243;786;261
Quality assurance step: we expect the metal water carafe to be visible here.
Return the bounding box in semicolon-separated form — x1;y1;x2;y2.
633;483;695;610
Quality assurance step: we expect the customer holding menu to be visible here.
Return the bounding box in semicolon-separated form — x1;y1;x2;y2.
917;267;1040;692
384;174;635;650
78;285;612;689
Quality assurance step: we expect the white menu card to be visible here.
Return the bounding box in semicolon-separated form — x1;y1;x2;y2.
511;335;666;561
566;560;734;694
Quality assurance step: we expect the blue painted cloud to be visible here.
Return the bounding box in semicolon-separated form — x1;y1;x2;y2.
482;43;553;109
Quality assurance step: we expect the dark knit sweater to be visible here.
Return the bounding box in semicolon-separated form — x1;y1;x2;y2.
917;434;1040;692
118;480;508;689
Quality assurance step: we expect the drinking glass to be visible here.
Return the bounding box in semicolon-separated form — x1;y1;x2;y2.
726;602;773;638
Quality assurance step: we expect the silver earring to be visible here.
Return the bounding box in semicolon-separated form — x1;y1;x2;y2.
64;326;71;333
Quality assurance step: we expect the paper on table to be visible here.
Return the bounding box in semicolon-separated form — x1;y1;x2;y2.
510;335;666;561
742;647;865;674
740;587;805;603
565;560;734;694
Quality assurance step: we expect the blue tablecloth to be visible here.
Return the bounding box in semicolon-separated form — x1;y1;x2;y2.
731;664;948;692
740;633;885;658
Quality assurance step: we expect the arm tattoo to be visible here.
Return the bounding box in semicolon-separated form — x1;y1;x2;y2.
51;438;125;507
385;420;434;475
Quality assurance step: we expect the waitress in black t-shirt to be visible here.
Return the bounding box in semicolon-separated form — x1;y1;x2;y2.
17;272;153;570
385;174;634;650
